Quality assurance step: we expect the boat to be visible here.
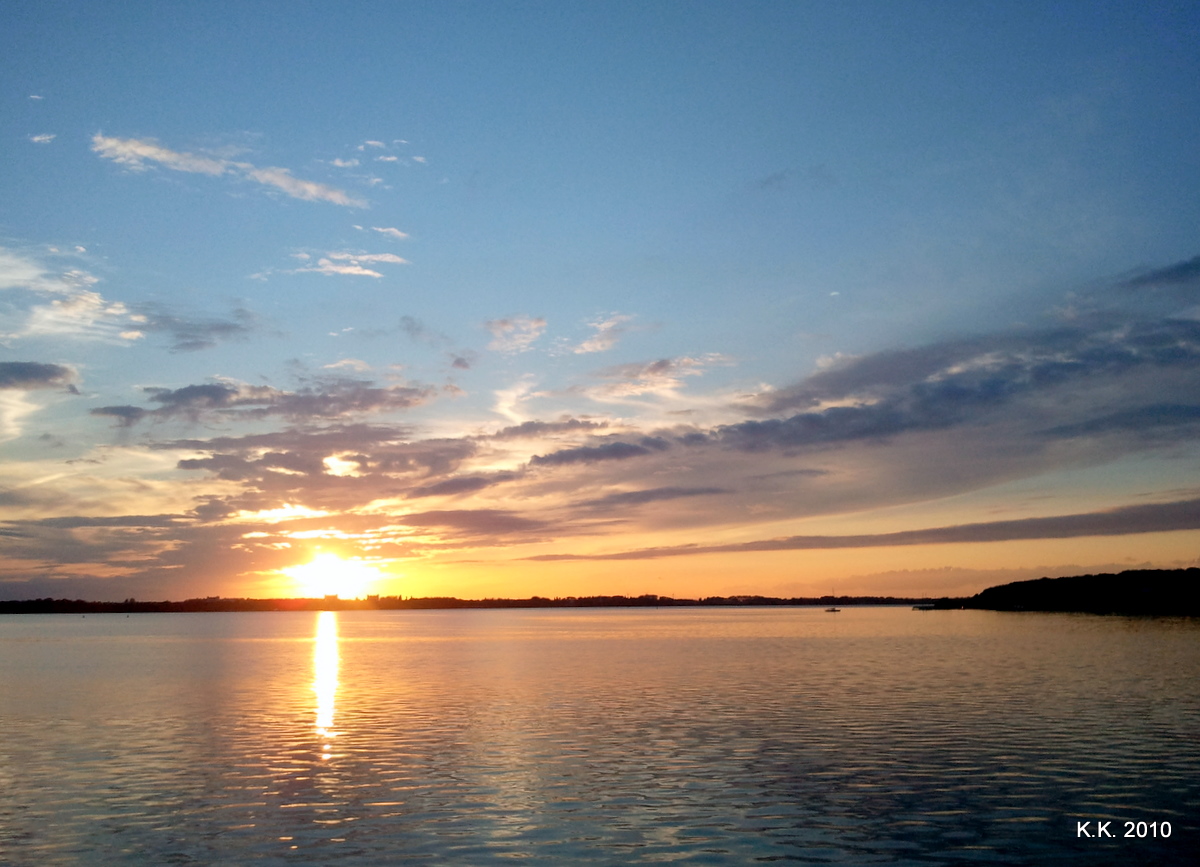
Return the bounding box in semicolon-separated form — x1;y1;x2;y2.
825;606;840;613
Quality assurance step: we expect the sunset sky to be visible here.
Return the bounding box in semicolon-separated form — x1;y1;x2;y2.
3;1;1199;601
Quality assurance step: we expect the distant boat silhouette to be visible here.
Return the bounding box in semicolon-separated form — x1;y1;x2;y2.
826;588;840;612
825;605;840;612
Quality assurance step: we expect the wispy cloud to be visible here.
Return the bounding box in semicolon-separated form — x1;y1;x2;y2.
323;358;371;372
29;134;56;144
570;313;633;354
289;250;409;277
327;252;408;265
131;304;257;352
525;497;1200;561
91;135;226;174
17;291;145;342
371;226;409;240
241;165;365;207
294;260;383;277
578;486;728;509
0;248;95;294
486;316;547;353
530;436;671;467
91;134;367;207
586;355;719;400
493;375;541;421
1121;254;1200;289
0;248;144;344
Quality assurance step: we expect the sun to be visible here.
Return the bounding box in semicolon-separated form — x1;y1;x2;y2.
283;553;380;599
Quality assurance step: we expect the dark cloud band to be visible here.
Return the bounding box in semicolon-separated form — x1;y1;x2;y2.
526;497;1200;561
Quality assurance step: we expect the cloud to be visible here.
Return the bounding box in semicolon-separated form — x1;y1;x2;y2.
724;319;1200;451
492;376;541;422
294;259;383;277
362;140;385;148
0;362;78;441
586;355;716;400
526;497;1200;561
290;250;409;277
0;249;145;344
91;134;227;174
407;474;518;499
371;226;409;240
571;313;633;354
29;134;56;144
578;486;728;509
130;304;256;352
91;134;366;207
90;405;148;426
530;436;670;467
486;418;607;440
376;155;399;162
0;362;76;390
91;376;436;427
328;252;408;265
240;166;366;207
396;509;545;537
1043;404;1200;438
157;423;412;455
1121;254;1200;289
18;252;1200;593
323;358;371;372
331;158;359;168
486;316;547;353
398;316;432;342
0;248;99;294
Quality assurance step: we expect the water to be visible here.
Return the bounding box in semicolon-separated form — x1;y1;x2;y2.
0;607;1196;865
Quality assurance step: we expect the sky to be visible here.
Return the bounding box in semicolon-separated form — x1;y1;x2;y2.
2;1;1200;602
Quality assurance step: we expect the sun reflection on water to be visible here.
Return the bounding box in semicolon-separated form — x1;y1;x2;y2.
312;611;339;759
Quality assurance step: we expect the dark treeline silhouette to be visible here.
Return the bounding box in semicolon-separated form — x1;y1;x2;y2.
0;592;922;614
4;569;1196;615
930;567;1200;615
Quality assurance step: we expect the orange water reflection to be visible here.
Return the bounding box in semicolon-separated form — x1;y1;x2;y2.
312;611;338;759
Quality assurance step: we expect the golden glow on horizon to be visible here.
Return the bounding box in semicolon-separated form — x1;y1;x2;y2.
283;552;381;598
313;611;338;759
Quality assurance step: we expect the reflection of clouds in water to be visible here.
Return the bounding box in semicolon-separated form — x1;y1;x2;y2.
313;611;338;758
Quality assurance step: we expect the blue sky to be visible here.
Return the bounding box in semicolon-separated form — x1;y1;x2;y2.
3;1;1199;600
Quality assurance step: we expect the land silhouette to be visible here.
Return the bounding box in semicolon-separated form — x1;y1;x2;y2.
931;567;1200;616
1;568;1196;616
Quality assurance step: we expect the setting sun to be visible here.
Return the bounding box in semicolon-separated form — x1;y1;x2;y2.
283;553;381;599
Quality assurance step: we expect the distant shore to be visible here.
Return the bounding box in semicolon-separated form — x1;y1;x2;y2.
0;593;921;615
2;568;1196;615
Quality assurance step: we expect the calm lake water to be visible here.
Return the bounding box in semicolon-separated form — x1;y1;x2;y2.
0;607;1196;865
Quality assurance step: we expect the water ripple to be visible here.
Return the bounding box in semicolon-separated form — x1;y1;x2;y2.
0;608;1196;864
